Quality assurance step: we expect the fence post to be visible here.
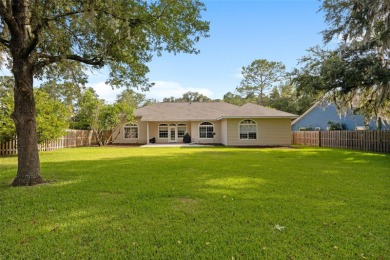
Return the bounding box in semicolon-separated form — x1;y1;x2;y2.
318;131;321;147
291;130;389;153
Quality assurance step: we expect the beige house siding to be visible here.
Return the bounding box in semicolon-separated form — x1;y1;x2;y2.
113;120;193;144
190;120;221;144
226;118;292;146
112;117;291;146
112;117;148;144
221;119;228;146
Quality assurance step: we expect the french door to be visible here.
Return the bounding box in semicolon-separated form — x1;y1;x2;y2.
169;125;177;142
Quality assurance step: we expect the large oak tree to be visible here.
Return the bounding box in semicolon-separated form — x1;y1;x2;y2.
0;0;209;186
292;0;389;123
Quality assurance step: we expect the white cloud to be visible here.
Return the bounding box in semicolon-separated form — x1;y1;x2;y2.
145;80;214;101
87;80;214;103
233;68;243;80
87;81;124;104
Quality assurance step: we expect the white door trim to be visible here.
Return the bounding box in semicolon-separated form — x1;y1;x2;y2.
169;125;177;143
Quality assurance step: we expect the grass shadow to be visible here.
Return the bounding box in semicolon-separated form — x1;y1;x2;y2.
0;147;389;258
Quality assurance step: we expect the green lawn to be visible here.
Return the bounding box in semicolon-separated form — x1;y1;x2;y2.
0;146;389;259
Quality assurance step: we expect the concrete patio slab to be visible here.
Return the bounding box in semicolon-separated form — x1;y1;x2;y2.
141;143;214;148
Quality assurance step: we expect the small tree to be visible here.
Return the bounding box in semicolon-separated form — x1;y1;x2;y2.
236;59;286;105
95;99;134;146
0;80;70;143
35;90;71;143
71;88;103;130
72;88;134;145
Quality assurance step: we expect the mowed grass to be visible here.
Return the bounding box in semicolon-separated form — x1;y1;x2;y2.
0;146;389;259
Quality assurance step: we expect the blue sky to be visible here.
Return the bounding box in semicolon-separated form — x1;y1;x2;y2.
1;0;330;103
103;0;329;103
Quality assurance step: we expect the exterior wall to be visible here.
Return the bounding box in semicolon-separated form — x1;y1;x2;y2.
147;122;159;143
226;118;292;146
220;119;228;146
112;118;292;146
113;120;192;144
292;104;390;131
151;122;189;144
190;120;221;144
112;117;148;144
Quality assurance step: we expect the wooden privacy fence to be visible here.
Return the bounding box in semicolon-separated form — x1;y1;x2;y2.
0;129;97;156
292;130;390;153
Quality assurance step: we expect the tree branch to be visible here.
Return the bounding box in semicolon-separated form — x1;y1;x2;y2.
0;1;8;17
35;54;105;72
0;37;10;48
24;10;87;58
0;1;21;38
32;10;86;35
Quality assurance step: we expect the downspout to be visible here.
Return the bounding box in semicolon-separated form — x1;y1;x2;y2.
147;122;150;144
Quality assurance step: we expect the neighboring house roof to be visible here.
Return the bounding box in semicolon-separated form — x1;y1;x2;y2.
291;102;389;130
218;103;297;119
292;101;322;126
135;102;297;122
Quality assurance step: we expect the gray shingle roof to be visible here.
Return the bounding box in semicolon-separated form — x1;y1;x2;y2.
219;103;297;119
134;102;297;121
135;102;238;121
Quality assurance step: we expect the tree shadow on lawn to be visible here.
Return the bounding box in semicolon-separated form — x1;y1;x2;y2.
1;147;388;191
1;148;389;258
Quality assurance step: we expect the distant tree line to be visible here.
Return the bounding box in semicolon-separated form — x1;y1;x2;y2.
0;70;316;147
2;0;388;149
159;58;316;116
0;77;156;145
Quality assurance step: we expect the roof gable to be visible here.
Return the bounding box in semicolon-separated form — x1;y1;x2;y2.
291;101;322;126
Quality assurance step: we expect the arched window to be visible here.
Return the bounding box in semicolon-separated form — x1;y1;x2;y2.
199;122;214;139
159;124;168;139
239;120;257;140
124;123;138;139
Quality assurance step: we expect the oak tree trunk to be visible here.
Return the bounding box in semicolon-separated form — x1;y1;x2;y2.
5;1;44;186
10;58;43;186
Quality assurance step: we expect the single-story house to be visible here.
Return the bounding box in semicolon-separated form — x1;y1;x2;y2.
112;102;297;146
292;102;390;131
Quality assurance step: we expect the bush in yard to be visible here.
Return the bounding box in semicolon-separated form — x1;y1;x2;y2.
327;121;345;130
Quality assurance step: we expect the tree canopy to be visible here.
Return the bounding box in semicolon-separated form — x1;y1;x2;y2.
292;0;390;123
236;59;286;105
0;0;209;88
163;91;211;102
0;0;209;186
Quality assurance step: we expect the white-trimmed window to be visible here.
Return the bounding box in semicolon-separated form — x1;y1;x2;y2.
178;124;186;138
159;124;168;139
239;120;257;140
199;122;214;139
124;123;138;139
